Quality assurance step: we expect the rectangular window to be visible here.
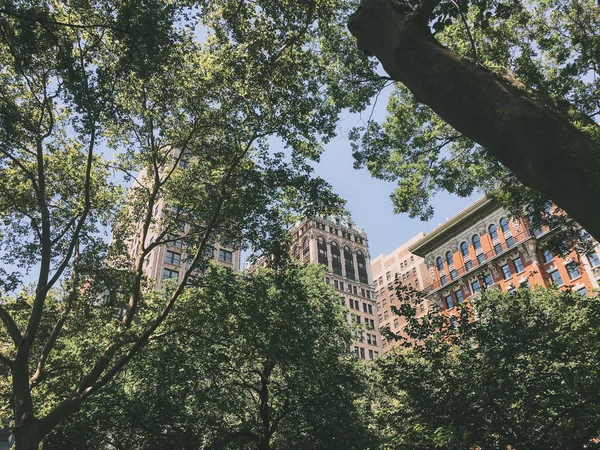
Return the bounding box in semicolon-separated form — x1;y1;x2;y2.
506;236;516;247
372;334;377;345
465;260;473;270
353;286;358;295
543;250;553;263
577;287;588;296
477;253;486;264
471;280;481;294
334;280;339;289
450;269;457;280
444;294;454;310
520;280;530;289
355;315;361;324
501;264;512;280
513;257;524;273
369;319;375;328
378;314;383;323
393;318;399;328
165;250;181;265
566;263;580;280
363;302;368;313
378;276;383;285
162;268;179;280
340;282;344;291
440;275;447;286
369;349;374;360
587;252;600;267
368;304;373;314
387;283;393;291
494;243;503;255
360;347;365;359
386;271;391;280
455;289;464;303
484;273;493;287
549;270;564;286
218;249;233;263
361;288;366;297
383;311;389;319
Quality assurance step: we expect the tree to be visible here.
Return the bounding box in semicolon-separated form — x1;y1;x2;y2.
375;284;600;449
43;262;376;450
348;0;600;241
0;1;379;447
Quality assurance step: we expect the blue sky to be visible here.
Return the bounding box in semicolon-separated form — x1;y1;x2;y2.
314;88;477;259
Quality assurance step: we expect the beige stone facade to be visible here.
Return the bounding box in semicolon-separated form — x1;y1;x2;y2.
288;215;383;360
370;233;431;353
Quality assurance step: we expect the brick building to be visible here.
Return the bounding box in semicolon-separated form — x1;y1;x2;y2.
409;197;598;313
371;232;431;352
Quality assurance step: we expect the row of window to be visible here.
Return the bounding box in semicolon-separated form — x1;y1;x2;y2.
347;297;374;315
165;248;233;267
352;346;378;360
436;218;516;275
330;279;373;299
353;315;376;328
314;221;364;244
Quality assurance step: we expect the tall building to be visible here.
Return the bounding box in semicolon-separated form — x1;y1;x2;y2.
123;159;241;290
287;215;383;360
409;197;598;312
370;232;431;353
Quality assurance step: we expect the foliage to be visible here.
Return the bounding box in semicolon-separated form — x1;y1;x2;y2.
351;0;600;221
375;283;600;449
44;262;376;450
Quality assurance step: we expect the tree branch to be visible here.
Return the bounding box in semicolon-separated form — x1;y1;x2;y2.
0;304;22;346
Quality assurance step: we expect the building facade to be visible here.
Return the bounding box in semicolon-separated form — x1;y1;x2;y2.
371;232;431;352
288;215;383;360
409;197;598;313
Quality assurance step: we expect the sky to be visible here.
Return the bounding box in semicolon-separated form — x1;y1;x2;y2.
311;87;477;260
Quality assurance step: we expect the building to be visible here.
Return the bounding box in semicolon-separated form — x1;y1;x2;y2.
123;157;241;290
287;214;383;360
409;197;598;313
370;232;431;352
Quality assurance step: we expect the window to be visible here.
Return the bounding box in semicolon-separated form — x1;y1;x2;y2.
355;315;361;325
411;256;414;263
501;264;512;280
369;319;375;328
361;288;366;297
513;257;524;273
460;242;469;257
378;276;383;285
393;318;399;328
340;281;344;291
500;218;510;234
317;236;328;265
455;289;464;303
465;260;473;270
471;280;481;293
543;250;554;263
477;253;486;264
368;304;373;314
450;269;458;280
386;271;391;280
383;311;389;319
472;234;482;250
334;280;339;289
171;237;183;248
506;235;516;247
489;224;499;240
344;246;355;280
387;282;393;291
446;251;454;267
369;349;374;360
360;347;365;359
566;263;580;280
484;273;493;286
577;287;588;296
549;270;564;286
372;334;377;345
494;243;503;255
363;302;368;313
436;257;444;272
520;280;530;289
444;294;454;310
203;246;215;258
302;237;309;259
440;275;447;286
357;252;369;284
378;314;383;323
165;251;181;265
331;241;342;275
162;268;179;280
587;252;600;267
353;285;358;295
218;249;233;263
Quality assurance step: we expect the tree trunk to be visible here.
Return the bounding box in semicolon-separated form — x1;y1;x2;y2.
349;0;600;241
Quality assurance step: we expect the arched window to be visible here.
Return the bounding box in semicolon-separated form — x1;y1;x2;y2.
293;245;300;259
436;257;444;272
302;237;309;259
357;251;368;284
344;246;355;281
317;236;328;265
472;234;481;250
331;241;342;275
500;218;510;234
489;224;498;240
445;251;454;266
460;242;469;257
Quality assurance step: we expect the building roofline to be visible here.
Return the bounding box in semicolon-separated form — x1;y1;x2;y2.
371;231;426;265
409;196;498;256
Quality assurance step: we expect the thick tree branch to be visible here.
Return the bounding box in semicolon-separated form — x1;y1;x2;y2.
349;0;600;242
0;304;22;346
